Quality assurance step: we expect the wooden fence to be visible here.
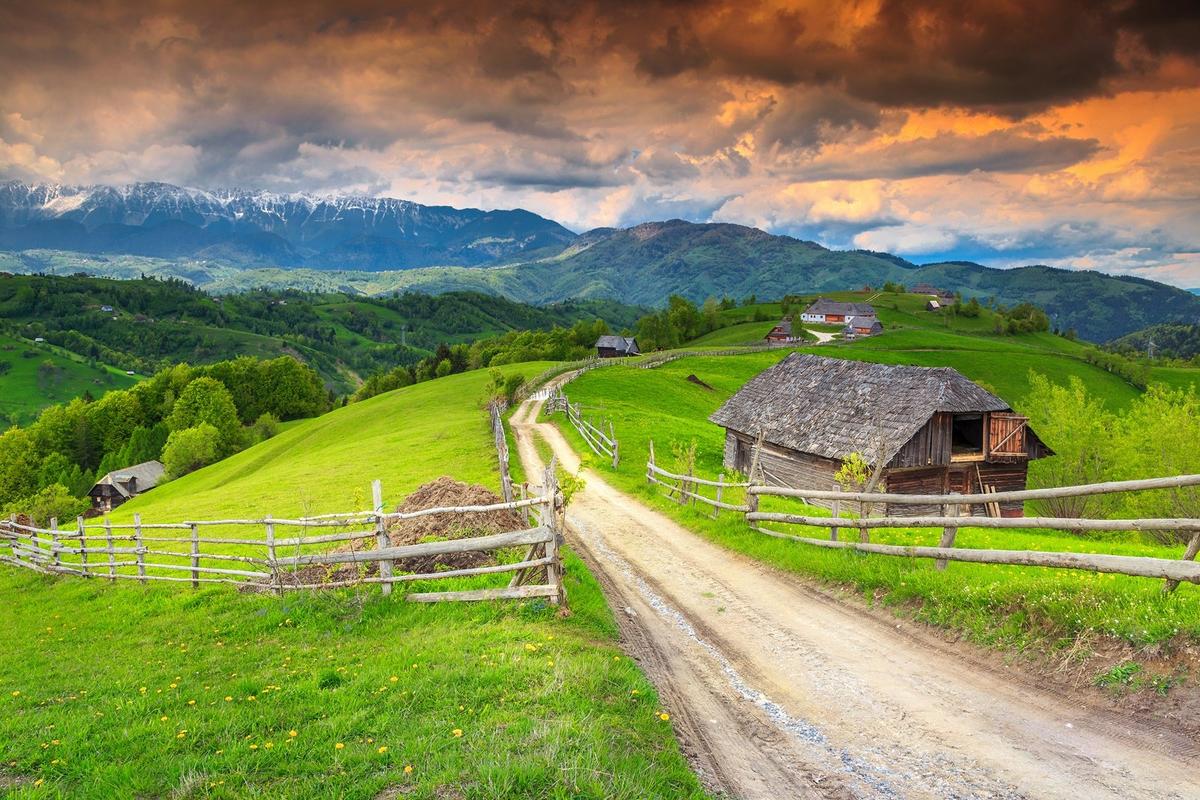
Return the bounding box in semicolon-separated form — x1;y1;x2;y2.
489;400;515;503
644;444;1200;592
0;467;566;605
546;390;620;467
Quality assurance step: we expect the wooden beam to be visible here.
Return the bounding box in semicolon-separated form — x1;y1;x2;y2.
274;526;553;568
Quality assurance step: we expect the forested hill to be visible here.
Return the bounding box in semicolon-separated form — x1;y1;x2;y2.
1108;322;1200;361
0;274;641;394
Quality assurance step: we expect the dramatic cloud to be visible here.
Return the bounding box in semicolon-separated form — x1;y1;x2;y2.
0;0;1198;284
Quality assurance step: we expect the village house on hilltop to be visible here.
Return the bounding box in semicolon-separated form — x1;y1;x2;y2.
709;354;1051;516
594;335;640;358
88;460;165;513
799;298;876;325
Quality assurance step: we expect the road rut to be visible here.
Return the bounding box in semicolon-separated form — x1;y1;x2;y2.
510;393;1200;800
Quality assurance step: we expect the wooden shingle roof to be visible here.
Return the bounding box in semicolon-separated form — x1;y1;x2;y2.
709;354;1010;464
803;298;876;317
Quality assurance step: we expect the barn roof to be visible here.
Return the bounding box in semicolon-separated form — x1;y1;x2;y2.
803;298;876;317
595;335;639;353
709;354;1010;464
89;460;165;499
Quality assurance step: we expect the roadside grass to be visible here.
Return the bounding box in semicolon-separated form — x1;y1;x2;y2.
0;334;137;424
546;357;1200;656
1;363;709;799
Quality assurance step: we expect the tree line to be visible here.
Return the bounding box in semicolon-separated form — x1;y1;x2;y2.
0;355;327;524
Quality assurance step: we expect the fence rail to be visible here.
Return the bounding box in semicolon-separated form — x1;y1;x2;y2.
644;447;1200;592
1;468;566;604
489;401;515;503
547;390;620;468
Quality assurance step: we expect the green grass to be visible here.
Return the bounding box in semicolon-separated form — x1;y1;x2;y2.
547;356;1200;656
0;334;137;424
0;364;709;799
686;321;777;346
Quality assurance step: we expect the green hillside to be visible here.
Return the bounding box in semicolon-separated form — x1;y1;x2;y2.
111;362;552;522
0;274;642;412
1;363;707;799
10;220;1200;343
0;333;137;424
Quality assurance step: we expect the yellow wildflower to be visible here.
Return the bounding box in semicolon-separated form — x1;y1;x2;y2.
404;764;413;774
659;712;670;721
377;746;388;754
335;742;345;750
263;742;273;749
249;744;259;750
288;730;298;738
452;729;463;738
224;696;233;702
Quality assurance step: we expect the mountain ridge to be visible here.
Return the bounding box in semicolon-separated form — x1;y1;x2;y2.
2;180;1199;342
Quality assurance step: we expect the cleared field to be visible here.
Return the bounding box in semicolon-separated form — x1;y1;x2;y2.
0;364;708;799
0;334;137;424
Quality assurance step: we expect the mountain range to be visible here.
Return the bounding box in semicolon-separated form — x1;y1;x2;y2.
2;180;1198;342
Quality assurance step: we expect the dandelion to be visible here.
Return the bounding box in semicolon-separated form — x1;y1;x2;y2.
187;700;196;706
169;683;177;689
263;742;274;749
288;730;298;738
404;765;413;774
452;729;463;738
176;732;186;739
249;744;259;750
659;712;670;721
10;691;19;697
389;675;398;683
33;779;44;787
224;696;233;702
160;716;169;722
335;742;345;750
377;746;388;754
247;695;257;702
216;750;224;755
139;687;147;694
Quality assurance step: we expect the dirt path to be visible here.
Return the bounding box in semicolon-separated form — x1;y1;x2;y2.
805;328;837;343
509;393;1200;800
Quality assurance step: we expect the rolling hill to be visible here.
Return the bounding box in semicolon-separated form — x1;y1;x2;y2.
4;181;1200;343
0;333;138;424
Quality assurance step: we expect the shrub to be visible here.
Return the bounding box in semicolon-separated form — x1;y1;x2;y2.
162;423;222;479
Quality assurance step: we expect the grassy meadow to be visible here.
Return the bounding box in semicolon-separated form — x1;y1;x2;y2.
0;364;708;799
546;352;1200;660
0;334;137;425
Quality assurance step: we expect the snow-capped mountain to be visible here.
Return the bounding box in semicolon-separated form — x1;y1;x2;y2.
0;181;577;270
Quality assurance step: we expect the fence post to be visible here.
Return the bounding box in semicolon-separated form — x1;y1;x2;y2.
647;440;655;484
373;479;393;597
830;485;841;541
609;421;619;468
1163;532;1200;594
189;523;199;589
6;514;18;567
543;462;564;607
104;516;116;582
76;516;88;576
936;495;960;571
134;513;145;584
263;515;281;595
714;474;724;519
50;517;60;570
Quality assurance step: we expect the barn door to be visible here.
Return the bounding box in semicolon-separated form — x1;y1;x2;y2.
988;413;1028;456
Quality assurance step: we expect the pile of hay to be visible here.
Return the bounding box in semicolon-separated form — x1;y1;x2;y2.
387;477;526;573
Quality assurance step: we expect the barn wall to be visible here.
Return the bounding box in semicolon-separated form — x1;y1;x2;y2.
722;430;841;504
975;461;1031;517
883;467;947;516
891;413;952;468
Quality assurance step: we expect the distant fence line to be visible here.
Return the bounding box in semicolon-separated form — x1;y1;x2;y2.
489;400;515;503
645;441;1200;593
546;389;620;468
1;466;566;605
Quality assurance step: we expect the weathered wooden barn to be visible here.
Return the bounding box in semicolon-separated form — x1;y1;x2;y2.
88;460;165;513
764;318;796;343
709;354;1052;516
594;335;640;358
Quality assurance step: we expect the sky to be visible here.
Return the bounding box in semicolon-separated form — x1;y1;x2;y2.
1;1;1199;286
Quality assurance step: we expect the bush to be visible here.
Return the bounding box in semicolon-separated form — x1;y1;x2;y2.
162;423;222;479
250;412;281;443
2;483;88;527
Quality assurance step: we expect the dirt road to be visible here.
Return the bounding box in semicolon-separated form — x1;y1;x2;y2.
509;394;1200;800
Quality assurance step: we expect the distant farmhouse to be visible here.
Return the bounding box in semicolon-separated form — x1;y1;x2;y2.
709;354;1051;517
88;460;165;513
927;299;942;312
843;316;882;338
594;335;640;358
764;318;801;344
799;298;876;324
911;283;940;295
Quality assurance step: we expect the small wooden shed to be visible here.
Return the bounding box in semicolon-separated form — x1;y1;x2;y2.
88;460;165;513
709;354;1052;516
594;335;640;358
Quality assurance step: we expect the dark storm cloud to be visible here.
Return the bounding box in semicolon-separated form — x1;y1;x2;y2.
802;131;1104;180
